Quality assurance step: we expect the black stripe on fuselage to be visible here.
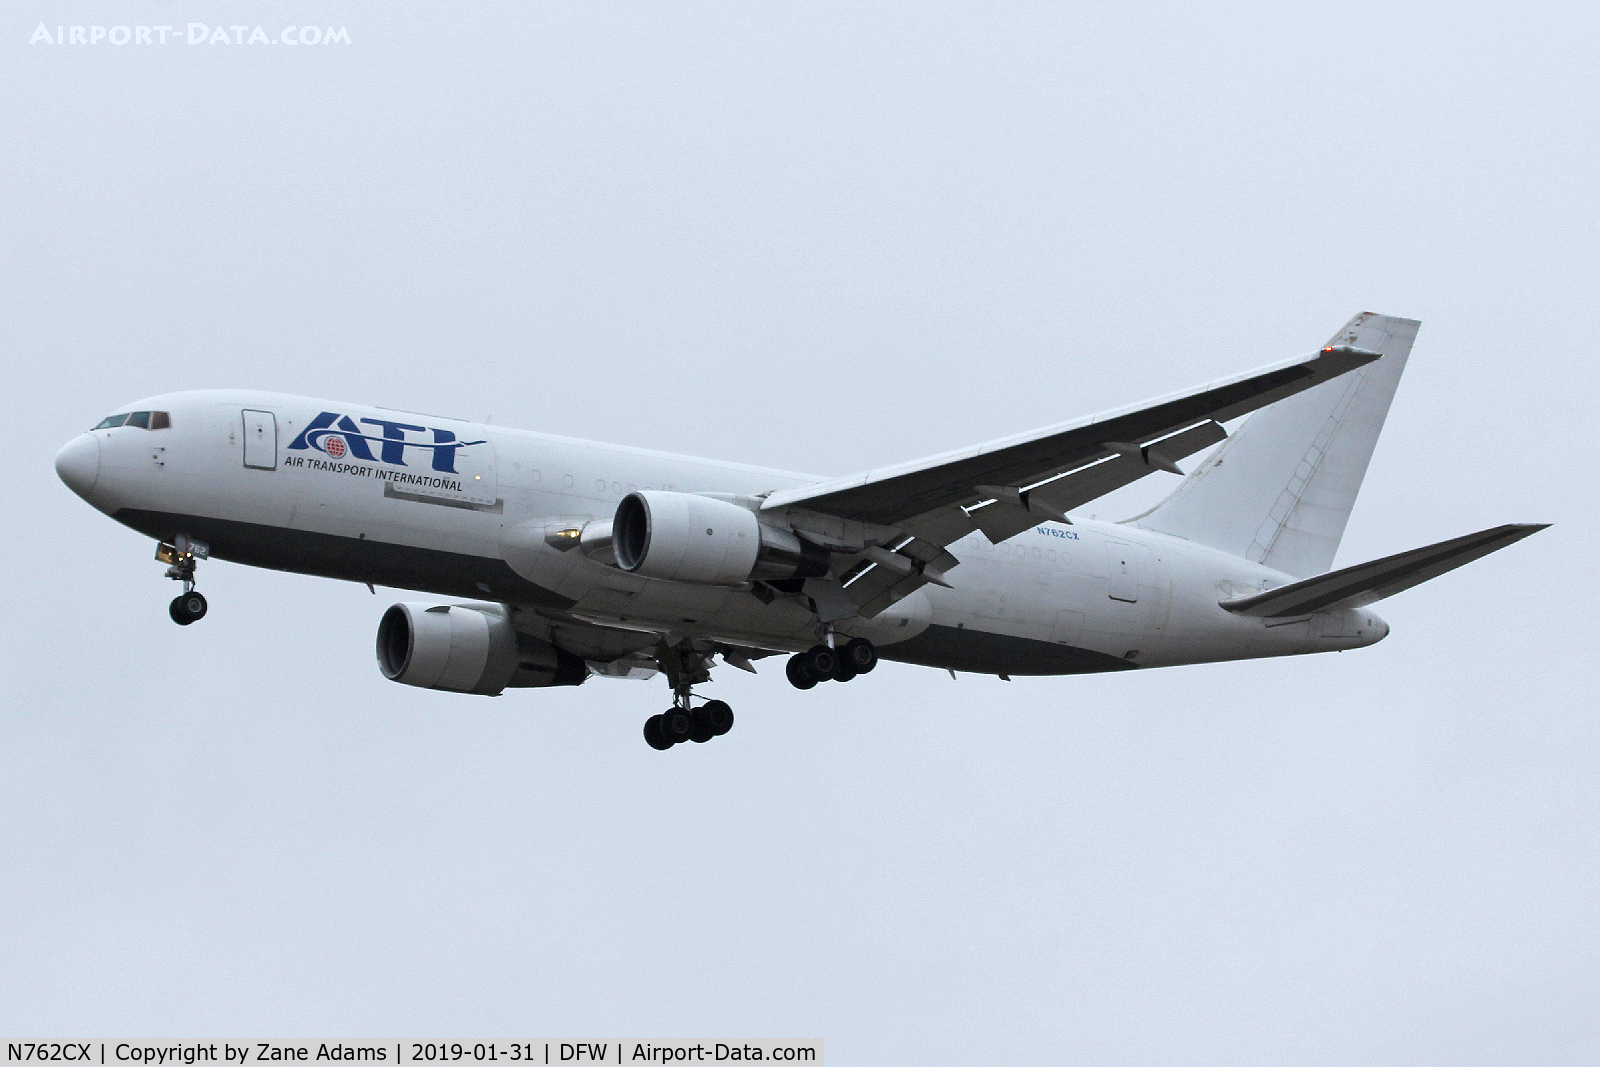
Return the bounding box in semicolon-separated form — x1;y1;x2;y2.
113;509;1131;676
882;624;1137;676
113;509;575;609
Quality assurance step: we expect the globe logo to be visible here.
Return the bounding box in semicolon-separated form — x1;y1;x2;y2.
325;436;347;458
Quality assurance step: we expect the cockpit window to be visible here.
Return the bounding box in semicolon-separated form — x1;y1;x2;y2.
92;411;170;430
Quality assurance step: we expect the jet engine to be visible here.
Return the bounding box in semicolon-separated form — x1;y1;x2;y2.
612;490;829;585
376;602;587;695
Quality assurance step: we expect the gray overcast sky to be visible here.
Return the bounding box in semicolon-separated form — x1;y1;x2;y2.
3;2;1596;1063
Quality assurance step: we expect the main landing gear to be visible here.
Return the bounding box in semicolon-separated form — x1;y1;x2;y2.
785;636;877;689
643;641;737;751
644;699;735;751
635;632;877;749
158;535;210;626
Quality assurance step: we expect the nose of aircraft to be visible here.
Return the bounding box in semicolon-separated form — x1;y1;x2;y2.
55;433;100;500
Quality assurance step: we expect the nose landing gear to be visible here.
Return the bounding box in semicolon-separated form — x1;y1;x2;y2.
157;535;210;626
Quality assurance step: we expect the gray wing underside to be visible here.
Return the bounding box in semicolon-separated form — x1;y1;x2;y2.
761;343;1381;618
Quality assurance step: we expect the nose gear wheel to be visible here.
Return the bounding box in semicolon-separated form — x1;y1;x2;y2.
169;591;208;625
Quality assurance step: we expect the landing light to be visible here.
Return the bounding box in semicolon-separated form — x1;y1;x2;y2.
544;526;584;550
155;534;210;563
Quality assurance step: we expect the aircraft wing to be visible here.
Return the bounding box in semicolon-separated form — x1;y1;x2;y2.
761;343;1381;617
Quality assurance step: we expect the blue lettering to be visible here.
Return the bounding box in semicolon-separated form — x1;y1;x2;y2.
334;416;377;461
360;418;426;465
428;427;463;473
287;411;337;450
286;410;486;473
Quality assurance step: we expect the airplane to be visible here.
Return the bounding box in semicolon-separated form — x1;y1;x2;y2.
54;312;1544;749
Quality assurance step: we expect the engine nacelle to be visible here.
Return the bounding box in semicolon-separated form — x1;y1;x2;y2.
613;490;829;585
376;602;587;695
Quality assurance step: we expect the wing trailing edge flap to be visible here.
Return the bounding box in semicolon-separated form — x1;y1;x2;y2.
775;505;959;618
967;419;1229;543
822;420;1232;617
760;342;1380;529
1219;523;1548;619
761;338;1381;618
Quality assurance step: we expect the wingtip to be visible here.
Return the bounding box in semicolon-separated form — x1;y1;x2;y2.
1321;344;1383;361
1489;523;1551;545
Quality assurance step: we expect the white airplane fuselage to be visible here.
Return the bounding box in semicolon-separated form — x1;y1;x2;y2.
56;389;1388;678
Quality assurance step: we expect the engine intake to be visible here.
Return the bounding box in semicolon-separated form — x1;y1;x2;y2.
613;491;829;585
376;602;587;695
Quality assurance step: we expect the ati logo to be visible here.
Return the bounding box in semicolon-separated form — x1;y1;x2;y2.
287;412;486;474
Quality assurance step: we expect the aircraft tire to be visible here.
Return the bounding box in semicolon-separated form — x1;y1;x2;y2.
689;707;714;743
843;637;878;674
803;644;838;679
169;591;207;625
662;707;694;743
644;714;673;750
786;654;818;690
831;661;857;683
703;700;734;736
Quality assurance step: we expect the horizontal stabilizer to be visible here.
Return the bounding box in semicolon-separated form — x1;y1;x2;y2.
1220;524;1548;618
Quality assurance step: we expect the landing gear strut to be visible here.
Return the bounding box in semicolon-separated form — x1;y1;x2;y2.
644;641;736;751
158;535;210;626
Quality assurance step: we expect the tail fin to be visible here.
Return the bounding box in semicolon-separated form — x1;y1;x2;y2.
1132;312;1420;577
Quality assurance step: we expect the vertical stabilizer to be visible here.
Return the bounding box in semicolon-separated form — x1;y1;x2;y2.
1132;313;1420;577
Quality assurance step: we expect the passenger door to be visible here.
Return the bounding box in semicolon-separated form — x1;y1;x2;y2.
242;409;277;470
1104;540;1151;603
